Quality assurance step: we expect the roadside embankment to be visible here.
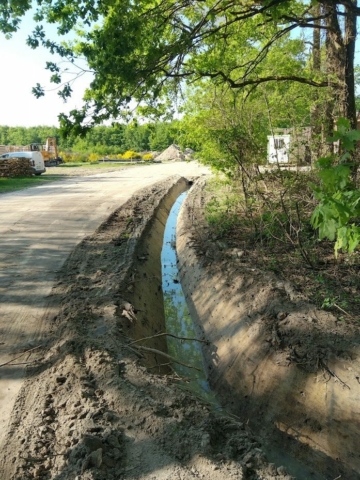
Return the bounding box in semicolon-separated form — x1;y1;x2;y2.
1;175;287;480
177;177;360;480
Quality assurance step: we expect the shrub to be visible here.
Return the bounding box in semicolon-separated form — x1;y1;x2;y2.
88;153;100;163
59;151;75;163
142;153;154;161
122;150;142;160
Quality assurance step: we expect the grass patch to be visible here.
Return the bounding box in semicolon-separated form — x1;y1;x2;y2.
58;161;146;169
57;163;84;168
0;175;64;194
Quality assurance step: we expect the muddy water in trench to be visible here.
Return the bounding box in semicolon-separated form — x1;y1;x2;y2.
161;192;218;405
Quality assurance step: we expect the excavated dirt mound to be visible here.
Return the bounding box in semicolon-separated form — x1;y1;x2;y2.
0;175;290;480
177;178;360;480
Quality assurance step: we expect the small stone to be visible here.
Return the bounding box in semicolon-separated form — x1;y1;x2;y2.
33;466;45;477
89;448;102;468
277;465;287;475
56;376;67;385
107;435;121;449
104;411;118;422
103;455;116;467
43;408;55;416
83;435;103;452
113;448;122;460
81;389;95;398
200;433;210;450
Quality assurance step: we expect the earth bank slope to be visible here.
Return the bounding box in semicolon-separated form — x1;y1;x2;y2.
177;177;360;480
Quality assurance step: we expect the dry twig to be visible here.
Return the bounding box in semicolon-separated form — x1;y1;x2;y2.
0;345;42;368
333;303;352;318
320;360;350;390
129;332;209;345
128;345;202;372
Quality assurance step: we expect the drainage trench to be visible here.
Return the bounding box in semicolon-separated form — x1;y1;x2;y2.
121;182;216;403
120;181;334;480
161;191;217;404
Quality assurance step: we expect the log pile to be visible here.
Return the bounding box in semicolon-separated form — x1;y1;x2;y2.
0;158;33;177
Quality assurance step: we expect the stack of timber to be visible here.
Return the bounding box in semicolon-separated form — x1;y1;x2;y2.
0;157;33;177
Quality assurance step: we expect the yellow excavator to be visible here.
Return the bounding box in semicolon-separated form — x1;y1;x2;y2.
0;137;63;167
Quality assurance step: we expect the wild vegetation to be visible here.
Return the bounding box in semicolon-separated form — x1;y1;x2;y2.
0;122;178;158
202;120;360;320
1;1;359;286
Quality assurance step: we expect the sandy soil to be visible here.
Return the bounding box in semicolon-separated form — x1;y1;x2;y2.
0;173;289;480
177;178;360;480
0;161;209;443
1;167;358;480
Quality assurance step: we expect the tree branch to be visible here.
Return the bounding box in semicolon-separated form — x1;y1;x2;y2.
129;332;209;345
0;345;42;368
129;345;202;372
201;71;334;89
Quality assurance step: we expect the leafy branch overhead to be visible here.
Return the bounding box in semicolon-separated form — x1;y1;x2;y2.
1;0;359;133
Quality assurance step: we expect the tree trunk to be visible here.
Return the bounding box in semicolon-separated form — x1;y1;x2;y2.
344;1;359;182
324;3;345;119
323;2;358;160
344;1;357;130
310;3;322;161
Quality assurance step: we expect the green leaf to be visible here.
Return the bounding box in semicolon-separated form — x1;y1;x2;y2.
32;83;45;98
50;73;62;84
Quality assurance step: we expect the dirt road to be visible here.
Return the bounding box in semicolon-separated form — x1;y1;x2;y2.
0;170;284;480
0;162;209;448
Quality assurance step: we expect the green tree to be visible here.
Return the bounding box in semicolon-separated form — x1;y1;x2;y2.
177;32;319;172
2;1;360;180
0;125;61;146
149;123;175;151
179;83;269;175
122;122;151;151
1;2;357;124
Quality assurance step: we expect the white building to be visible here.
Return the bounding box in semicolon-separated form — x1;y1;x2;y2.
267;134;291;164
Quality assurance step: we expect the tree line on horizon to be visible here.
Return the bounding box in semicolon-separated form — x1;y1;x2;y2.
0;121;179;155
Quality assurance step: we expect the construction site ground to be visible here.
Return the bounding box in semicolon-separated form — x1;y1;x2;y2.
0;163;359;480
